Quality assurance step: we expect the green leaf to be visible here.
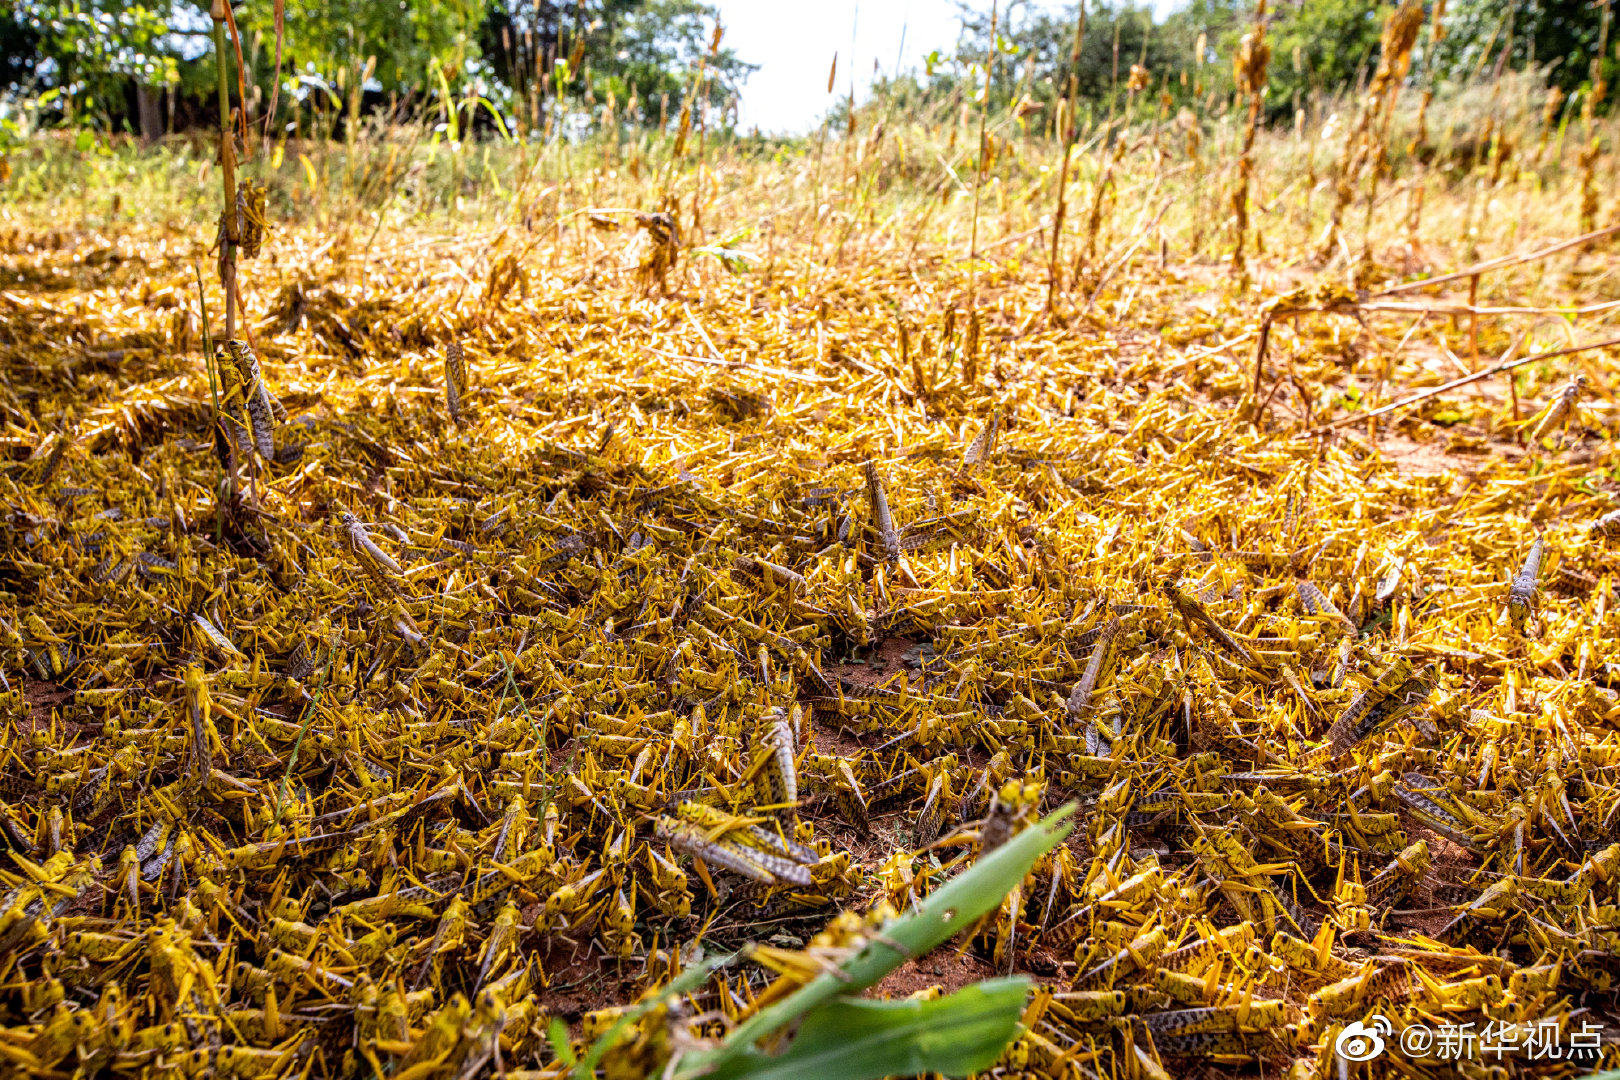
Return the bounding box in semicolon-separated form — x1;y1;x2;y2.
691;244;761;274
706;978;1031;1080
674;803;1074;1080
548;1017;577;1067
471;96;514;144
430;60;457;145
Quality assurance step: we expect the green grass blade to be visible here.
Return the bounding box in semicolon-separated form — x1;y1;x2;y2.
473;96;515;143
431;61;458;145
705;977;1031;1080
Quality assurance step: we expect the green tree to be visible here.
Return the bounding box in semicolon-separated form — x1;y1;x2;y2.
6;1;181;127
232;0;492;140
236;0;490;97
478;0;755;129
1433;0;1615;95
1245;0;1388;116
2;0;493;135
872;0;1240;125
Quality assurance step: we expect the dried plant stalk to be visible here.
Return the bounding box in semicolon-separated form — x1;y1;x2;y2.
1229;2;1270;286
1316;0;1424;267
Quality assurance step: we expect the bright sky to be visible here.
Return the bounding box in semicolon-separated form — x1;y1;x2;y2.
716;0;1181;135
716;0;963;135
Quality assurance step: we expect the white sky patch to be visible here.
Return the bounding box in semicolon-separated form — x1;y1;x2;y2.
716;0;963;135
715;0;1183;135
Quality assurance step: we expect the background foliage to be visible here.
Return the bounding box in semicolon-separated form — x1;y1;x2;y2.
0;0;1611;136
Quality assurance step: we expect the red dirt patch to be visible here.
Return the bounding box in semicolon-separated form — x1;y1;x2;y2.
20;676;75;732
1386;824;1482;939
806;713;869;761
865;945;998;1000
525;935;644;1020
1369;432;1477;478
828;635;916;690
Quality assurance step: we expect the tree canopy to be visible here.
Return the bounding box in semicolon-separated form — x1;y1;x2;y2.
236;0;492;99
1;0;748;134
1432;0;1615;94
881;0;1607;129
0;0;1609;136
478;0;755;126
7;1;183;123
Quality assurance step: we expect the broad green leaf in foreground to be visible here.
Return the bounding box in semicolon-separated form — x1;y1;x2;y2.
704;977;1032;1080
672;802;1075;1080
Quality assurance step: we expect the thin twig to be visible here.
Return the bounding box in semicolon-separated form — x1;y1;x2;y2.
966;0;999;307
1083;198;1171;316
1360;299;1620;318
1314;334;1620;432
1373;223;1620;297
1045;0;1087;314
193;261;228;543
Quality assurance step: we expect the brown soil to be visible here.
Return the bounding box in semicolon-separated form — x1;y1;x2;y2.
20;675;75;732
1371;432;1482;478
865;945;998;1000
525;935;644;1020
805;712;870;761
1386;822;1483;939
827;635;916;689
